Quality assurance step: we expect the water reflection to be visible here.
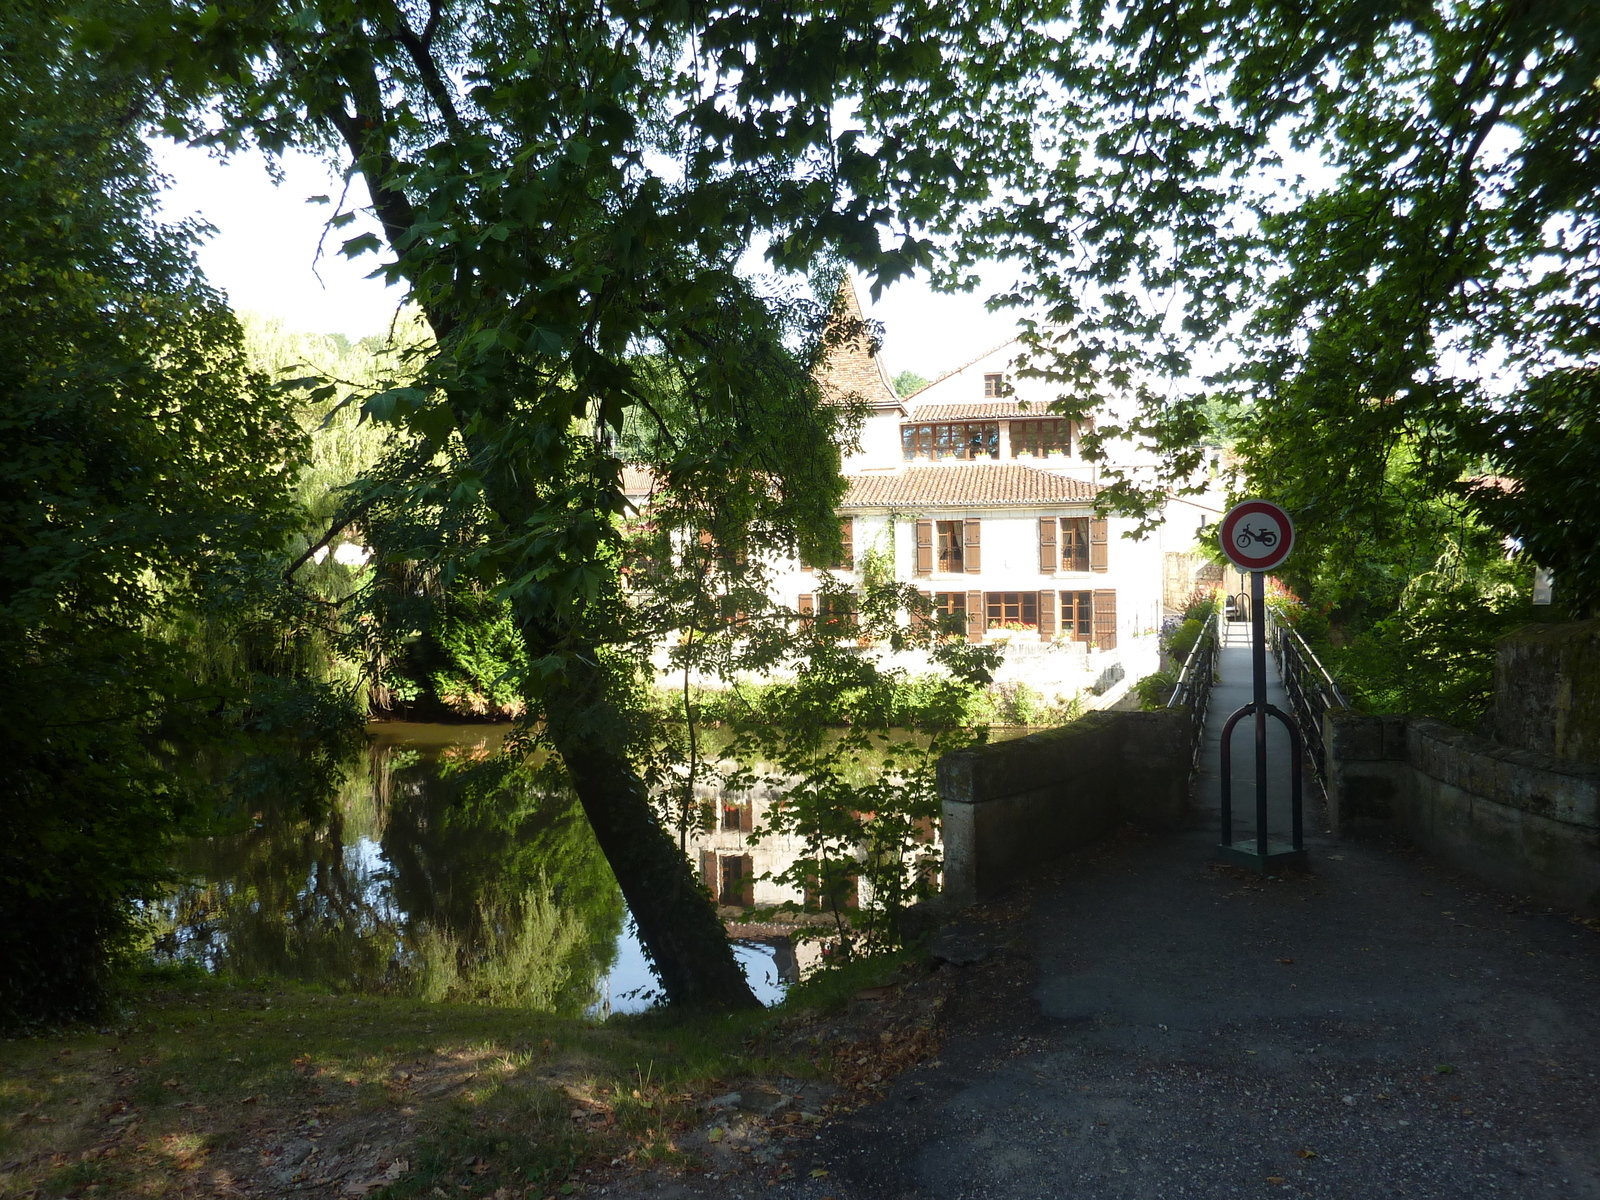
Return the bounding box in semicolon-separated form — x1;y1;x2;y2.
151;723;791;1015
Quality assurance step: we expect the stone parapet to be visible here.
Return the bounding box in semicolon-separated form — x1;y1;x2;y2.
938;708;1192;904
1325;709;1600;914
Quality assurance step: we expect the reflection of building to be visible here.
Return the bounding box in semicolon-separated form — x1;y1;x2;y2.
691;786;820;910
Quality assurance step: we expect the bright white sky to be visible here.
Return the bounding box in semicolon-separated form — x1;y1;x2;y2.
152;138;1026;381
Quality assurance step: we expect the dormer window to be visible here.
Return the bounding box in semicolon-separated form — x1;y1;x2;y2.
983;373;1004;397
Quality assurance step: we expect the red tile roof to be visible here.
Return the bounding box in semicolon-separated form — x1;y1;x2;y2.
620;466;657;496
842;463;1100;509
907;401;1058;421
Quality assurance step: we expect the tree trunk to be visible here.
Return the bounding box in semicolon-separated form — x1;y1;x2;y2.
537;649;760;1009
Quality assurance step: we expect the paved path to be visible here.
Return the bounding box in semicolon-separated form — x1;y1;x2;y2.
805;621;1600;1199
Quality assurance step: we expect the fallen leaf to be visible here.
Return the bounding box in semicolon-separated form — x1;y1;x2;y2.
1266;1176;1285;1185
1277;958;1293;965
241;1096;258;1105
810;1168;830;1178
1295;1149;1317;1159
707;1127;724;1143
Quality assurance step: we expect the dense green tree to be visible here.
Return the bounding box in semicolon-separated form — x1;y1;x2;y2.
918;0;1599;616
0;1;353;1022
893;370;930;398
100;0;1035;1006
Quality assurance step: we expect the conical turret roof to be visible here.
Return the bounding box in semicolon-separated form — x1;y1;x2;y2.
815;275;904;413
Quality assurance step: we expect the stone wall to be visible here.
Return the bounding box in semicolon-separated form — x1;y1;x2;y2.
938;709;1192;903
1326;709;1600;914
1490;620;1600;765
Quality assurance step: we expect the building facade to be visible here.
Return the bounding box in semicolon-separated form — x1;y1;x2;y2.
759;278;1216;701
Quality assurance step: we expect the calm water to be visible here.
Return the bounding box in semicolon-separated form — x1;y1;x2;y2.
151;723;790;1016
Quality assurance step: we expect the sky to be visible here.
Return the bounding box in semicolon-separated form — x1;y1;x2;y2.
152;138;1027;381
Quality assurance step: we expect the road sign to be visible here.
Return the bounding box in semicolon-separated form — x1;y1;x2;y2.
1220;500;1294;572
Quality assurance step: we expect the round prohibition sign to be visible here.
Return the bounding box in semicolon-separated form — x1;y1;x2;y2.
1220;500;1294;572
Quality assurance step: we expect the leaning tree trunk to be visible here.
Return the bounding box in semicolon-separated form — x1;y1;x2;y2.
536;648;761;1009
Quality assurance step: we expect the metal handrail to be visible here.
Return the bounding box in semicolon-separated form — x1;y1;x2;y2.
1168;605;1222;772
1266;609;1346;782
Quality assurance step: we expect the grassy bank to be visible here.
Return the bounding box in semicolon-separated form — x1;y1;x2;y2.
0;955;940;1199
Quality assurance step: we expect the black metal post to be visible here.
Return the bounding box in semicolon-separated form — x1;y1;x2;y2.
1217;575;1308;873
1252;571;1268;859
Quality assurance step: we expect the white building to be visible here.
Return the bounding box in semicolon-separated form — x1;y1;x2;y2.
758;277;1218;702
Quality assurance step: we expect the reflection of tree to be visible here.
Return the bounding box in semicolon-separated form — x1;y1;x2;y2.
381;749;623;1014
150;736;624;1013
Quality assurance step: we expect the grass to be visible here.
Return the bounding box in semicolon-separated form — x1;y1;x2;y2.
0;953;929;1199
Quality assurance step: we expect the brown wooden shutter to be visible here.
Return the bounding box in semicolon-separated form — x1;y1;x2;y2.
798;593;815;628
1039;517;1057;573
839;518;854;569
700;850;717;889
965;590;984;642
1093;589;1117;650
964;518;982;573
915;519;933;576
739;800;754;834
1089;518;1109;572
740;855;755;906
912;589;932;633
1038;589;1056;642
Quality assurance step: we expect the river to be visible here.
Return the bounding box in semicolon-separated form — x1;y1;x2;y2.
149;722;794;1016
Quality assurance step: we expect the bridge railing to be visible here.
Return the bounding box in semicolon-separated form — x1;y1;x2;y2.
1167;605;1221;773
1266;609;1346;782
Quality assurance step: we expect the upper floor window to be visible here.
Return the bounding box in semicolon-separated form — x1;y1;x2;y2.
901;421;1000;461
983;373;1004;397
936;521;965;572
1012;418;1071;459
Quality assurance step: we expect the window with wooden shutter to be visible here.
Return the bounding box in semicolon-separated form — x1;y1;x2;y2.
798;593;814;627
929;592;965;640
1089;518;1109;572
984;592;1039;628
722;798;753;833
1061;517;1091;572
1063;590;1094;641
1093;589;1117;649
964;518;982;573
965;590;984;642
1039;589;1056;641
915;519;933;575
936;520;965;572
1038;517;1058;573
838;518;854;570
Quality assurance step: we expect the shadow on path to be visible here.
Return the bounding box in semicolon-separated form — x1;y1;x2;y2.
794;620;1600;1199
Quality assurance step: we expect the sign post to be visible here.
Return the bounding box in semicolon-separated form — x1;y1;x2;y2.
1216;500;1306;872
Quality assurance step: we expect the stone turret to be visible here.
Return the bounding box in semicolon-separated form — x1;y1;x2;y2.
816;275;904;414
